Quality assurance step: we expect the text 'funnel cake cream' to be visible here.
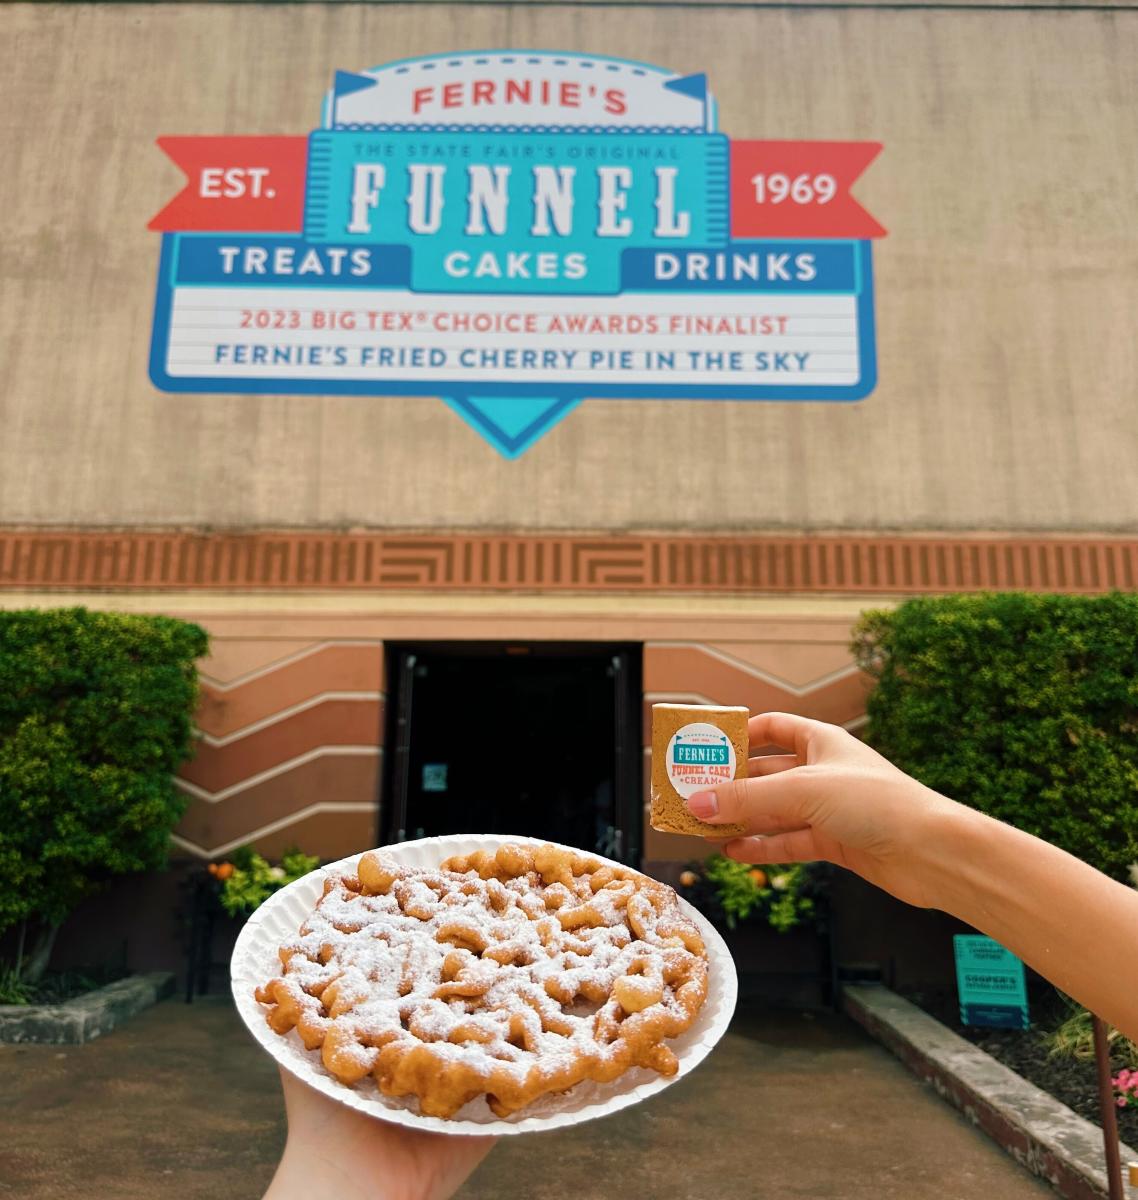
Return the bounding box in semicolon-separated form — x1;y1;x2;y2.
650;704;749;837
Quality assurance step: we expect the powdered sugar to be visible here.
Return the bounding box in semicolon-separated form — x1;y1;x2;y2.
257;844;710;1115
232;835;737;1134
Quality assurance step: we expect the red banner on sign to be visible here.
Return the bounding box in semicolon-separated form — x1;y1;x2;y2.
148;137;308;232
149;134;883;238
729;141;885;239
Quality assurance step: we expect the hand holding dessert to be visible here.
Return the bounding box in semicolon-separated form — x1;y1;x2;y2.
684;711;1138;1043
263;1069;497;1200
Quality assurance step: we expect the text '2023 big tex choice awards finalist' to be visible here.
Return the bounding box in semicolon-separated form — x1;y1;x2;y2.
148;51;887;456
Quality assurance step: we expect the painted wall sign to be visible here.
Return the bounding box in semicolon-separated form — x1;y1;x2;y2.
149;51;886;457
954;934;1030;1029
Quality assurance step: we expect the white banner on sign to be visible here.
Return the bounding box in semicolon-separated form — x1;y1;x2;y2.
163;290;861;388
328;52;712;131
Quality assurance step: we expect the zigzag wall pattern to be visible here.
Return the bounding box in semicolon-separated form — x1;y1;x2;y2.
174;639;384;859
174;631;866;866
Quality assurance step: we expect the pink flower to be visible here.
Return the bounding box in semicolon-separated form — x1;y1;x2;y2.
1112;1069;1138;1107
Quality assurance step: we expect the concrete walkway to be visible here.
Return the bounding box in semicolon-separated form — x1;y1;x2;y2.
0;996;1051;1199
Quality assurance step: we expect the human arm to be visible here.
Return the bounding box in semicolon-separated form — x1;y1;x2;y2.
685;711;1138;1042
263;1069;497;1200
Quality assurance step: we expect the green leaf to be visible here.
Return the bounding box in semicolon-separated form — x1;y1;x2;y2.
0;608;208;934
853;594;1138;881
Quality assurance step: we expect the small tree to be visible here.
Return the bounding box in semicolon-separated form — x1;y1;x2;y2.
854;593;1138;882
0;608;207;980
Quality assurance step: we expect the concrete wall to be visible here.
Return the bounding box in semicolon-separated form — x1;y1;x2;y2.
2;3;1136;532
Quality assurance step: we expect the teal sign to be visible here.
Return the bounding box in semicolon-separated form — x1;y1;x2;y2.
954;935;1029;1029
304;130;727;295
148;50;886;458
672;739;730;765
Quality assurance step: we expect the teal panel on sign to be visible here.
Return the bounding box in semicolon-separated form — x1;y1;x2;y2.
954;934;1029;1029
304;129;729;295
962;1004;1028;1030
441;396;581;458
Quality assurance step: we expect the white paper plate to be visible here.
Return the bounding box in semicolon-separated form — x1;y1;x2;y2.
231;834;738;1136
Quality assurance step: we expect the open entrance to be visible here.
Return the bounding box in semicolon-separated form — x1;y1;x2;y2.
381;643;642;864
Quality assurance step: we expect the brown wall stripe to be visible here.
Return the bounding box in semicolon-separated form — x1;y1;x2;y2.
180;699;383;793
2;531;1137;594
196;643;384;738
175;754;380;850
640;668;871;741
244;810;378;863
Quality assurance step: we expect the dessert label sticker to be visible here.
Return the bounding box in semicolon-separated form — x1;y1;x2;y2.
148;51;886;457
666;723;737;798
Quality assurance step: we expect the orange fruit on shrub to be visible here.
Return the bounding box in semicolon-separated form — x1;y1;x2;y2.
748;868;768;887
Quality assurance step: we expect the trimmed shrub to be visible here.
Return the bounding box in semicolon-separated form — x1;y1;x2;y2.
854;593;1138;881
0;608;208;959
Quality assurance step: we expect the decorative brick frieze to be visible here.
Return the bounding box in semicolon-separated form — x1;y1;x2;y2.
1;531;1134;594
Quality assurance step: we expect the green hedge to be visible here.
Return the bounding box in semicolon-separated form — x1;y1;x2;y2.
0;608;208;936
854;593;1138;881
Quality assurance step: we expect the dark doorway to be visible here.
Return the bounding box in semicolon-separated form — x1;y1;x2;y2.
381;643;641;864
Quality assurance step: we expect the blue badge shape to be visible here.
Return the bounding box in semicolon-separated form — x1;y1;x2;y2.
442;396;581;459
149;50;884;458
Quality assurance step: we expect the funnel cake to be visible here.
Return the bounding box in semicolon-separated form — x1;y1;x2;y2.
255;842;709;1119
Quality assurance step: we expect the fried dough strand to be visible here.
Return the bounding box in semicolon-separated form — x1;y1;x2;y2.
255;843;708;1118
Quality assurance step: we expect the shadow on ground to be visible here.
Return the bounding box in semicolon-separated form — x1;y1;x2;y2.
0;996;1050;1199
